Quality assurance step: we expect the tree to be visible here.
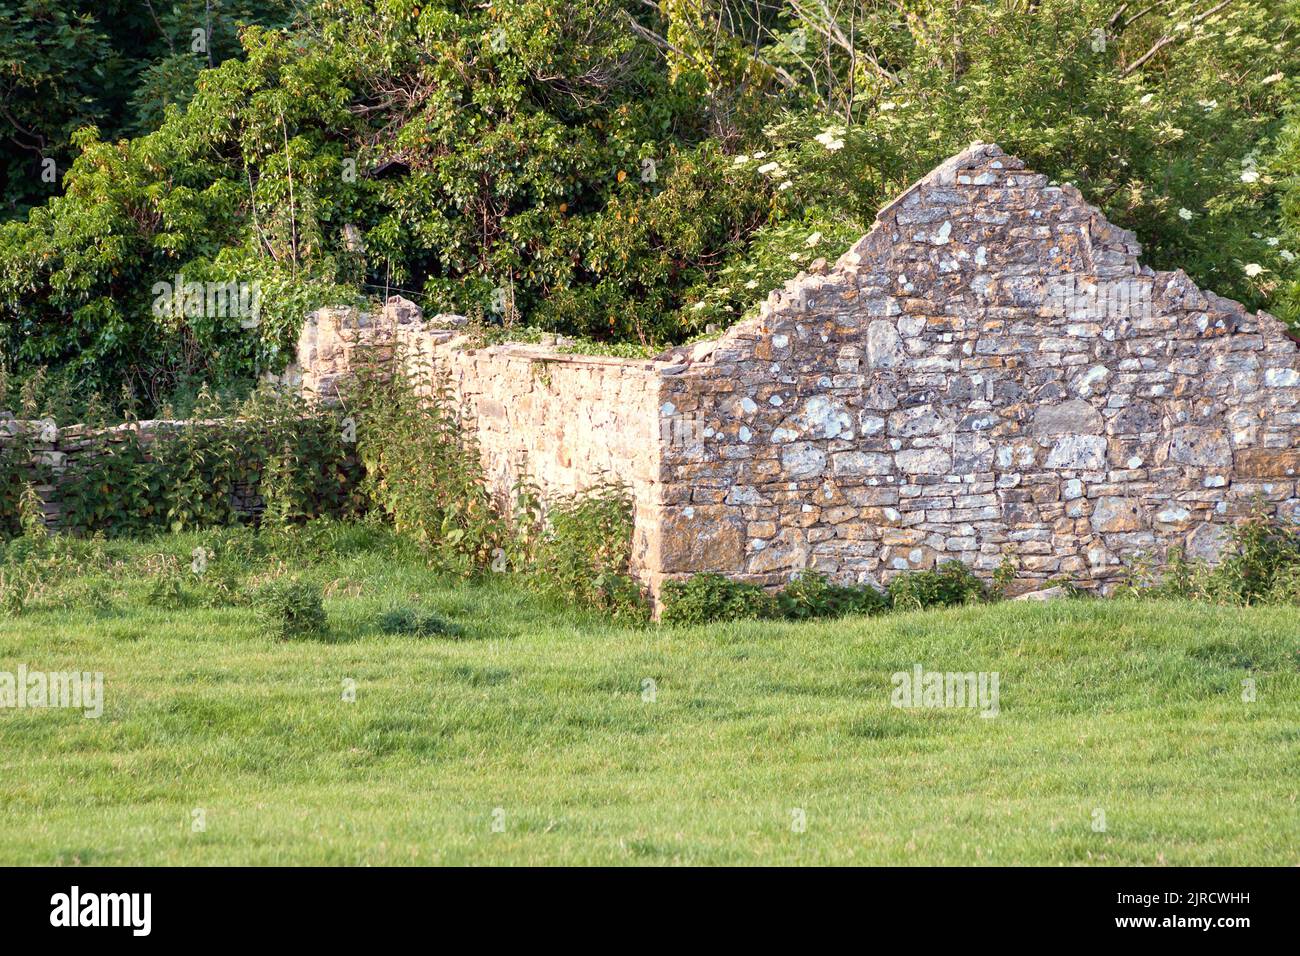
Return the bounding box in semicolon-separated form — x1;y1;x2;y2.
0;0;297;218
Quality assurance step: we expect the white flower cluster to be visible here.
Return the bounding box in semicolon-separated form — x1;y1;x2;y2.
1240;151;1260;185
814;126;845;151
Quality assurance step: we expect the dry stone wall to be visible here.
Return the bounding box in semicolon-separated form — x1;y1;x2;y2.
298;143;1300;603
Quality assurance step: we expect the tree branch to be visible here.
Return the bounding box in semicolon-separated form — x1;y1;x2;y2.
1121;0;1234;76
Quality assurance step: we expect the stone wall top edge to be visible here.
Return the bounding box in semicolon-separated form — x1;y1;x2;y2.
444;341;669;373
670;143;1297;372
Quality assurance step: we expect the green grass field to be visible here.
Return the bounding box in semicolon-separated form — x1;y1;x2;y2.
1;530;1296;865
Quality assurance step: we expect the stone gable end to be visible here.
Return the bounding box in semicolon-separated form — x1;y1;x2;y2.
299;142;1300;605
659;142;1300;593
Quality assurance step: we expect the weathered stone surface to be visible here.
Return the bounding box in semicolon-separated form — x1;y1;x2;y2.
1045;435;1108;470
1154;504;1193;531
781;442;829;478
866;320;903;369
1091;497;1144;533
660;506;743;572
895;447;953;475
779;395;853;440
1168;427;1232;468
1186;522;1231;562
1012;585;1069;602
889;405;951;438
1033;400;1103;438
1111;401;1162;435
832;451;892;477
1235;448;1300;479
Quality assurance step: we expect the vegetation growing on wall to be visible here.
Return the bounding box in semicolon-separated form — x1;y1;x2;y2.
660;562;987;626
346;353;649;612
1120;505;1300;605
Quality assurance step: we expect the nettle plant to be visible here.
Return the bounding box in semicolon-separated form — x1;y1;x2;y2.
660;561;991;626
1120;504;1300;606
2;385;362;541
349;354;509;575
529;482;646;621
347;352;646;613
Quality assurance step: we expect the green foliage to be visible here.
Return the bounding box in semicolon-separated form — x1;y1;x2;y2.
349;358;646;615
0;385;361;541
0;441;33;539
1122;507;1300;606
351;358;506;574
244;389;363;528
528;482;647;620
991;556;1018;600
252;578;328;639
258;514;412;568
0;0;298;219
0;0;749;402
1269;99;1300;325
659;572;778;626
777;569;888;620
5;0;1297;400
658;0;1300;330
378;606;461;638
0;524;120;615
662;563;994;626
887;561;989;612
146;567;192;610
59;425;163;535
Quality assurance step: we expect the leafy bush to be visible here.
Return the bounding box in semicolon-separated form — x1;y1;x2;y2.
1124;508;1300;606
0;448;37;539
777;570;888;620
1;384;361;541
11;0;1291;401
659;572;778;626
0;1;298;218
252;579;328;640
887;561;989;612
0;525;122;615
661;568;889;626
351;358;507;574
529;482;647;620
350;357;647;613
0;1;751;399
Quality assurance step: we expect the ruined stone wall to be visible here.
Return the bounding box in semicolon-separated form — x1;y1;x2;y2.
298;143;1300;600
298;302;667;576
656;143;1300;592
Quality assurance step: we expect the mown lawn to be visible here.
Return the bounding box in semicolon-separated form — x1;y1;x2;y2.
0;531;1296;865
